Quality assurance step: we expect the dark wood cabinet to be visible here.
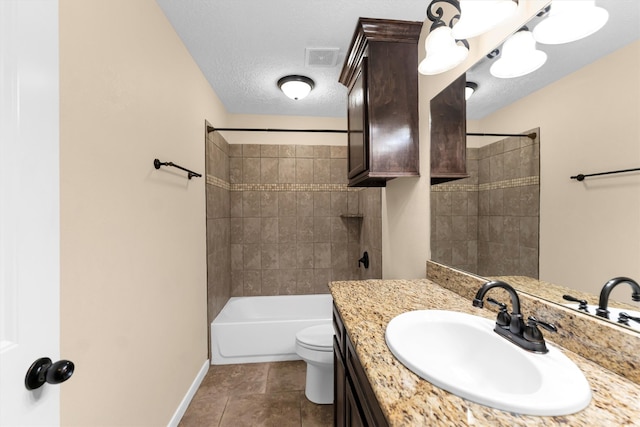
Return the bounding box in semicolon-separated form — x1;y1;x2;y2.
339;18;422;187
333;303;389;427
430;73;468;184
334;338;347;427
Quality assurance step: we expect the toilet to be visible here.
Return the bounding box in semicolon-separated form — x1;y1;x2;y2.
295;323;334;404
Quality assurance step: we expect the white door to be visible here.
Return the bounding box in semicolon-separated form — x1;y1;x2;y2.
0;0;62;425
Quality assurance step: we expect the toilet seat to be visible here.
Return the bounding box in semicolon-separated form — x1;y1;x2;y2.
295;324;334;352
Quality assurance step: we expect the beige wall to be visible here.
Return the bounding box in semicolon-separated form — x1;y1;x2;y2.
59;0;227;425
474;40;640;298
383;0;550;279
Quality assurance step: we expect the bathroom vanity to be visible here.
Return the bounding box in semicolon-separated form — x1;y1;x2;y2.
330;265;640;426
333;302;388;427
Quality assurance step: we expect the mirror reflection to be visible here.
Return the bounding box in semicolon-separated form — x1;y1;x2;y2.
430;0;640;332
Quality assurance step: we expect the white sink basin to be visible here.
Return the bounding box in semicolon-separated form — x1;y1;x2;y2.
385;310;591;416
563;304;640;332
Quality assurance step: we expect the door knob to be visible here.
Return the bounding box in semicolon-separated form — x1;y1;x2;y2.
25;357;75;390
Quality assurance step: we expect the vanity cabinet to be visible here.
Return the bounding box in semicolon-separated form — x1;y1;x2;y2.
333;303;389;427
339;18;422;187
430;73;468;184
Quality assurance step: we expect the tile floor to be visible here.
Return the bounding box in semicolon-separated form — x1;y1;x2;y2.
179;361;333;427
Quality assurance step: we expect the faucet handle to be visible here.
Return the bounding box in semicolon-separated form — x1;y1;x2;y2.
524;316;557;343
562;294;589;312
487;298;511;327
618;312;640;326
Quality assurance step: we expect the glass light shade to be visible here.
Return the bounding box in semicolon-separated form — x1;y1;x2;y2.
418;26;469;75
465;82;477;100
278;76;314;100
451;0;518;39
490;30;547;78
533;0;609;45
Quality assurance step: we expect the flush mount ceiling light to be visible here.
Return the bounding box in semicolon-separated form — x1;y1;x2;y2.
533;0;609;45
465;82;477;100
490;28;547;78
419;1;469;75
451;0;518;40
277;75;314;100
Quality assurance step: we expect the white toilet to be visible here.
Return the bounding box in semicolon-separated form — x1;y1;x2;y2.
295;323;334;404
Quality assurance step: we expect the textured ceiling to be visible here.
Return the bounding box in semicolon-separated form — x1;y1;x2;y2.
155;0;639;119
155;0;427;118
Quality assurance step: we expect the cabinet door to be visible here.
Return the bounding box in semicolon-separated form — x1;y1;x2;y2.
334;338;346;427
430;73;468;183
345;379;366;427
347;59;368;180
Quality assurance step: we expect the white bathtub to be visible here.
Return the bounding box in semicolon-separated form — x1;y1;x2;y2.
211;294;333;365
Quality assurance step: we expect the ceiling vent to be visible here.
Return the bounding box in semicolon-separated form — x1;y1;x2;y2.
305;48;340;68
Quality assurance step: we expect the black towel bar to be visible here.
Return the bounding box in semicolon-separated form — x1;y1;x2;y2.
153;159;201;180
570;167;640;181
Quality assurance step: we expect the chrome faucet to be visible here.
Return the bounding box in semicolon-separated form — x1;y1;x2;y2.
595;277;640;319
473;280;556;353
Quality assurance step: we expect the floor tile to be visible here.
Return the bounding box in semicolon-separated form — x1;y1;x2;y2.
266;360;306;393
180;361;333;426
219;391;302;427
179;393;228;427
301;397;333;427
203;363;270;396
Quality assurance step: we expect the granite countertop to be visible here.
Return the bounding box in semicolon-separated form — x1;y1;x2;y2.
329;279;640;426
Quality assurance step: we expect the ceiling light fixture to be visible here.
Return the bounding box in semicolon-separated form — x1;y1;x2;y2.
490;28;547;78
465;82;477;100
277;75;314;100
451;0;518;40
419;0;469;75
533;0;609;45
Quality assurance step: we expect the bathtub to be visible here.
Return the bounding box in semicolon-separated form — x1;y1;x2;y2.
211;294;333;365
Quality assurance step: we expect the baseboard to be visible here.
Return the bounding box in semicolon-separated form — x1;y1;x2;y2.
167;359;209;427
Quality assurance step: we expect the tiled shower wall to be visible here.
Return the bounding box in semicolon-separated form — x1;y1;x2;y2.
227;143;382;296
205;129;382;323
206;129;232;327
431;131;540;278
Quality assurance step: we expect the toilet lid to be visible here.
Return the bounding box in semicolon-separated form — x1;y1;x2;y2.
296;324;334;350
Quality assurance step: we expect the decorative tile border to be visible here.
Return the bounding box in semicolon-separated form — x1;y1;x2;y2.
431;176;539;192
430;183;477;192
206;175;230;190
206;174;357;192
479;175;539;191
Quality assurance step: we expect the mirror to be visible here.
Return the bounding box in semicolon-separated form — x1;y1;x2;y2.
431;0;640;332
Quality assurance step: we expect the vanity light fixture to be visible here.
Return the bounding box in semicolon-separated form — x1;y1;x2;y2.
465;82;477;100
419;0;469;75
533;0;609;45
451;0;518;40
419;26;469;75
277;75;314;100
490;28;547;78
